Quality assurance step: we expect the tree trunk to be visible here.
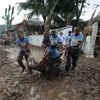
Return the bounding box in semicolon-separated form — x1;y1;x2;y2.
45;16;51;33
45;0;59;32
76;0;85;26
43;16;47;33
66;13;75;26
66;17;69;26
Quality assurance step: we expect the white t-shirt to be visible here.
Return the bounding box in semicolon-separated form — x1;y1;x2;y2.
58;35;64;41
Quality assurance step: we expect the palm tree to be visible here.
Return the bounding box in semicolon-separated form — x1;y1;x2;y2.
18;0;46;21
18;0;87;31
18;0;59;32
54;0;76;25
53;0;87;26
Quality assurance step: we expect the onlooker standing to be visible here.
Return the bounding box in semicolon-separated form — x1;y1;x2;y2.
50;31;62;48
6;32;10;40
66;31;72;46
43;31;51;41
65;27;83;73
42;30;51;48
59;32;64;42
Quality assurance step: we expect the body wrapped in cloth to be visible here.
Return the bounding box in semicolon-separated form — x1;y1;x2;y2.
28;51;65;73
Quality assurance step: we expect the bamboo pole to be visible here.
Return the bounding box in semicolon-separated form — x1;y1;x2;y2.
82;10;96;34
83;11;100;34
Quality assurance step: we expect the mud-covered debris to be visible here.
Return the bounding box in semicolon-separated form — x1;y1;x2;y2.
0;44;99;100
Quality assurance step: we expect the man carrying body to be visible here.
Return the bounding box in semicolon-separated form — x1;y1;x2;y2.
65;27;83;73
16;30;31;73
43;39;61;80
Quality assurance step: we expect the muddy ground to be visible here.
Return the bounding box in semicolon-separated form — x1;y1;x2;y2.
0;44;99;100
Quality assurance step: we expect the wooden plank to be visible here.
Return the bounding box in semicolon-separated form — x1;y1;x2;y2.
97;35;100;37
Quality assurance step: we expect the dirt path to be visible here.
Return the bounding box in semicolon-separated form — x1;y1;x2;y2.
0;44;99;100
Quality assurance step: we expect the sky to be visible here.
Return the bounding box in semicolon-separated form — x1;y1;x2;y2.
0;0;100;25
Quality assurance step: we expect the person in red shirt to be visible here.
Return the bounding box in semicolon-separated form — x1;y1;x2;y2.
6;33;10;39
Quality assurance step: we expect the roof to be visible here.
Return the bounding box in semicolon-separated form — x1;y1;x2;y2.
14;18;44;27
27;18;44;25
1;25;17;33
0;25;5;32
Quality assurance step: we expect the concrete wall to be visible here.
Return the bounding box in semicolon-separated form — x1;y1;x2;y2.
82;22;98;58
29;26;73;47
29;35;44;47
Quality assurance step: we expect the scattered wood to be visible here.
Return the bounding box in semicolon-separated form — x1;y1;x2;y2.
0;82;16;96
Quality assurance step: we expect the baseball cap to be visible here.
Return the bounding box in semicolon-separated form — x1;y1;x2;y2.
51;30;57;34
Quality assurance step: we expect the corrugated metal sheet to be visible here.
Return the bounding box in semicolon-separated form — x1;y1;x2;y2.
27;18;44;25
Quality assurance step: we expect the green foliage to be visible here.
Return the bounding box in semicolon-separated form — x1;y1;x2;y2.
2;5;14;28
18;0;87;29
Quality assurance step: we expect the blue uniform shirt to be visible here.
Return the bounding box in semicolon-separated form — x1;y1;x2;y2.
47;45;59;59
16;36;29;50
70;33;83;49
66;35;71;46
50;36;62;45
